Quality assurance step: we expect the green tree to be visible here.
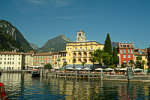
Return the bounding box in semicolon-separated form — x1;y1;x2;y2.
82;61;86;68
57;58;60;68
72;58;76;68
103;52;112;66
44;63;52;69
112;47;119;67
63;61;67;67
63;61;67;70
129;60;135;67
93;49;104;65
141;60;146;69
93;49;110;66
104;33;112;55
90;55;97;69
135;61;141;68
121;63;127;68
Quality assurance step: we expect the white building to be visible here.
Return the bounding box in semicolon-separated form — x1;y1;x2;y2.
24;52;34;69
0;52;24;70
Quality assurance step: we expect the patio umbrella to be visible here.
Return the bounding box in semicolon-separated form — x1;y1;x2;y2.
75;67;82;70
134;68;143;72
66;67;74;70
95;68;103;71
104;68;114;71
120;68;127;71
83;67;91;70
54;67;60;69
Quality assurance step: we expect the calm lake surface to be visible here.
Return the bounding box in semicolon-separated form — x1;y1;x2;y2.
0;73;150;100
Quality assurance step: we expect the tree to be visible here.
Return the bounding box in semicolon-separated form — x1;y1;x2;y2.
103;52;112;66
63;61;67;70
63;61;67;67
104;33;112;55
44;63;52;69
93;49;110;66
90;55;97;69
121;63;127;68
57;58;60;68
129;60;135;68
93;49;105;65
135;61;141;68
112;47;119;67
72;58;76;68
141;60;146;69
82;61;86;68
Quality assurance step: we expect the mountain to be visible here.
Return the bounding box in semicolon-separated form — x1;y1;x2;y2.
0;20;33;52
30;43;39;50
38;35;72;52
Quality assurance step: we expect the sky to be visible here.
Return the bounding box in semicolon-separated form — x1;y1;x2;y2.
0;0;150;48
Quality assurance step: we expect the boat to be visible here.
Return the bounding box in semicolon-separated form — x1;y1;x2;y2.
0;83;8;100
32;68;40;77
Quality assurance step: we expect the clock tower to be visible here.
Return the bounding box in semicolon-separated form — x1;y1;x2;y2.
76;30;86;42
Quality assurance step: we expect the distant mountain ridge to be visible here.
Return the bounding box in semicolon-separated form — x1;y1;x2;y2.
38;34;72;52
0;20;33;52
30;43;39;50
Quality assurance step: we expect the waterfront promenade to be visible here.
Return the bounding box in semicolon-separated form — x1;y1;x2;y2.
43;70;150;82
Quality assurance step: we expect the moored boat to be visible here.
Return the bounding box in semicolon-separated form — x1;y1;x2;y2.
32;69;40;77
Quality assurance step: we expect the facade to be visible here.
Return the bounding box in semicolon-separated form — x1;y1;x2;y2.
66;30;104;66
59;51;67;67
33;52;60;69
134;49;148;69
117;42;134;65
66;41;104;66
0;52;24;70
24;52;34;69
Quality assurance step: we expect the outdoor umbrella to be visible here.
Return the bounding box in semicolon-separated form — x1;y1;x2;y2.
95;68;103;71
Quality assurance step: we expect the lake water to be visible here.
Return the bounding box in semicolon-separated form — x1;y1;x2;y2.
0;73;150;100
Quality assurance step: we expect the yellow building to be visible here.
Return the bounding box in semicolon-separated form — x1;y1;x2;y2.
134;49;148;70
65;30;104;67
59;51;67;67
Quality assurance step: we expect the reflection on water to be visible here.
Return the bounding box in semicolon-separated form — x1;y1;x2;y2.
0;73;150;100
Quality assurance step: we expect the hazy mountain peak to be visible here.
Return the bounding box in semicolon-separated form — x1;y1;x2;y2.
38;34;72;52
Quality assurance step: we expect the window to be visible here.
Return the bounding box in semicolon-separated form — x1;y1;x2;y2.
75;48;77;51
124;49;126;54
128;49;130;54
123;60;126;63
80;47;82;50
123;55;126;58
128;61;130;64
128;55;131;58
120;50;122;54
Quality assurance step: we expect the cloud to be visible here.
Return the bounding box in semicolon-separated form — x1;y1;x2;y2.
25;0;74;7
